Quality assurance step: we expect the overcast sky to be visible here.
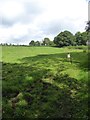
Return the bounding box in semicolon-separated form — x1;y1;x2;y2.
0;0;89;45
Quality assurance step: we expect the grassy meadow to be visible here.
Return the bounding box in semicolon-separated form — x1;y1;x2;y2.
1;45;89;119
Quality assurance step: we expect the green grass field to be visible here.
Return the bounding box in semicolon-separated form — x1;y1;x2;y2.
1;46;89;119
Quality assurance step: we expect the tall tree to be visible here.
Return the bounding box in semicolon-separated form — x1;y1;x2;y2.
54;30;76;47
75;32;82;45
42;38;51;46
29;40;35;46
75;31;88;45
35;41;40;46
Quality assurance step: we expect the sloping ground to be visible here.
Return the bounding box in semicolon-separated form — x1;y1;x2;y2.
2;46;88;119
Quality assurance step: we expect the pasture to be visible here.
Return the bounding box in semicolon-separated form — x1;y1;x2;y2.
2;46;88;119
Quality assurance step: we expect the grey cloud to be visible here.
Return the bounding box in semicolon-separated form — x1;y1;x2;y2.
25;1;44;15
44;22;62;35
38;20;64;37
0;0;44;27
8;35;29;44
39;19;76;37
1;17;16;27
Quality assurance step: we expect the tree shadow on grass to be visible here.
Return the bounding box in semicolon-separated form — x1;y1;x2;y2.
20;51;88;71
2;61;88;119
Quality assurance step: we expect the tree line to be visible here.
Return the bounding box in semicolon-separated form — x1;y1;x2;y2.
54;30;89;47
29;38;55;46
29;31;89;47
29;21;90;47
1;21;90;47
0;31;89;47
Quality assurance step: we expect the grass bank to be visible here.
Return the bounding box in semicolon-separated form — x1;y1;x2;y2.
2;46;88;119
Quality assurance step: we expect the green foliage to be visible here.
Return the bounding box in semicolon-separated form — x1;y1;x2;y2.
42;38;55;46
35;41;41;46
75;31;89;45
16;100;27;107
29;38;54;47
42;38;50;46
67;45;88;50
2;46;88;119
29;40;35;46
16;93;23;100
53;30;89;47
54;30;76;47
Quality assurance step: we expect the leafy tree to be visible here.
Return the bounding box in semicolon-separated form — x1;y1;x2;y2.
42;38;51;46
49;41;55;46
29;40;41;46
29;40;35;46
81;32;89;45
75;31;88;45
41;38;54;46
54;30;76;47
35;41;41;46
75;32;82;45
